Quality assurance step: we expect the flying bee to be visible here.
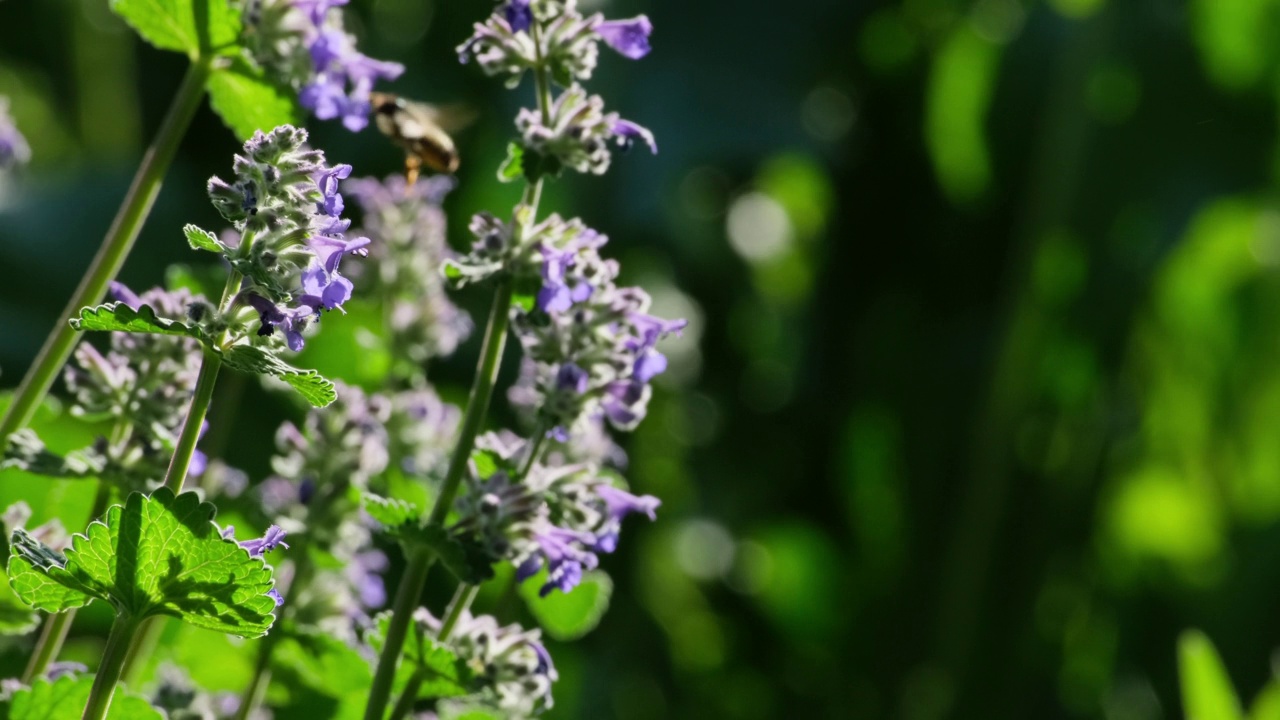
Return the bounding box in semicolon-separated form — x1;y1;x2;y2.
370;92;475;188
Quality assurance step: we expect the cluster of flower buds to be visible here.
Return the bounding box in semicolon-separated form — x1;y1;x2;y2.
203;125;369;351
1;502;70;553
459;0;651;86
0;97;30;170
346;174;472;365
413;607;557;715
64;284;209;486
452;433;658;596
459;1;655;176
241;0;403;131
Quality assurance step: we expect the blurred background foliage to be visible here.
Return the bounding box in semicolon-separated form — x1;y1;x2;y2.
10;0;1280;718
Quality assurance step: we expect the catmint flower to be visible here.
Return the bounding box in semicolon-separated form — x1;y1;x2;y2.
452;435;657;595
515;84;654;176
445;211;595;290
204;126;369;351
595;16;653;60
64;284;209;488
235;524;291;557
413;608;557;715
240;0;403;131
346;175;473;363
0;98;30;169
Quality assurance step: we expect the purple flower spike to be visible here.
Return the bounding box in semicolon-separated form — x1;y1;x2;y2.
612;119;658;154
268;589;285;607
239;524;290;557
596;16;653;60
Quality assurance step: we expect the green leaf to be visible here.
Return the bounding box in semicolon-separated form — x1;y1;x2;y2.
183;224;223;253
70;303;209;344
8;489;277;638
1179;629;1244;720
368;614;475;704
519;569;612;641
437;704;502;720
405;627;474;701
2;430;105;479
109;0;241;58
207;58;304;140
220;345;337;407
497;142;524;183
1254;680;1280;720
362;493;420;529
5;675;163;720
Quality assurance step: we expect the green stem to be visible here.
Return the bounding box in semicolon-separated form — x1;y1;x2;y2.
80;614;140;720
162;348;222;493
363;545;436;720
0;61;209;446
22;610;74;684
386;669;426;720
437;584;480;642
119;616;164;687
22;480;113;683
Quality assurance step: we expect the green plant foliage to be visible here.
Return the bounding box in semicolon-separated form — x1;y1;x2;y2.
182;224;223;253
497;143;524;183
519;569;612;641
362;493;420;529
3;675;164;720
362;494;494;585
1179;629;1244;720
206;59;304;141
7;488;277;638
70;304;209;344
368;613;475;703
108;0;241;59
271;631;372;720
220;345;337;408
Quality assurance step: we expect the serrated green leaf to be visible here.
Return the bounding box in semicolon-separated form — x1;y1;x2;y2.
362;493;420;529
109;0;240;58
207;58;304;140
406;628;474;701
497;142;524;183
519;569;612;641
220;345;336;407
2;430;106;479
8;489;277;638
1179;629;1244;720
5;675;163;720
70;303;209;344
183;224;223;253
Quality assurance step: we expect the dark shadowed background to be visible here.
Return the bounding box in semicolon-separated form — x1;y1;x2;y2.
6;0;1280;718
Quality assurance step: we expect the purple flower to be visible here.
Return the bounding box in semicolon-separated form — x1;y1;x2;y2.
245;294;315;351
596;16;653;60
315;163;353;216
611;119;658;154
291;0;349;25
300;76;349;121
632;349;668;383
268;588;285;607
290;1;404;132
239;525;290;557
108;282;145;310
555;363;590;394
503;0;533;32
517;525;600;596
592;485;659;553
601;380;647;429
344;549;389;610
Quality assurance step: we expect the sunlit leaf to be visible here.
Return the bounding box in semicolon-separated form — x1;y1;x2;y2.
207;59;303;140
71;303;209;344
1179;629;1244;720
108;0;240;59
4;675;163;720
8;489;277;637
221;345;337;408
519;569;612;641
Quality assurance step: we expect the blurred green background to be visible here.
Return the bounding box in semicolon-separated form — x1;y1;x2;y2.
10;0;1280;717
